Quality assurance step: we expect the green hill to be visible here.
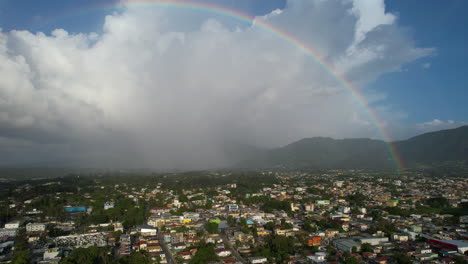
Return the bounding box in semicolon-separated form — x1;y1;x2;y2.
238;126;468;170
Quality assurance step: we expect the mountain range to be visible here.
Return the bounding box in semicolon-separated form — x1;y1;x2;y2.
236;126;468;170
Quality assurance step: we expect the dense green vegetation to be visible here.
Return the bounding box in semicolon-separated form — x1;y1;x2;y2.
251;235;295;262
11;230;30;264
205;222;218;234
189;242;219;264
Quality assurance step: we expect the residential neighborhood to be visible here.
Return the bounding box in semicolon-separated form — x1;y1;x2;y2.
0;170;467;263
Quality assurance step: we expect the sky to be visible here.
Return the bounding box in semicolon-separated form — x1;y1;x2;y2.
0;0;466;168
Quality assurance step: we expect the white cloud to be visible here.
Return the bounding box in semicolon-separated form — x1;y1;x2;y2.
0;0;436;168
422;62;431;69
417;119;467;129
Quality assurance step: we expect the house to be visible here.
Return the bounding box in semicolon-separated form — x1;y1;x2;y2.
392;233;409;242
373;256;391;264
248;256;268;264
179;251;192;260
43;248;61;261
4;220;20;229
307;236;322;247
150;207;171;215
0;228;17;238
226;204;239;211
147;217;166;228
325;229;339;238
119;234;132;256
307;252;327;263
215;248;232;257
171;242;186;251
256;227;272;237
170;233;185;244
135;225;157;236
104;202;114;210
26;223;46;233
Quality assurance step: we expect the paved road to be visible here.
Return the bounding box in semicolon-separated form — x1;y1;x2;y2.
158;233;176;264
220;232;248;264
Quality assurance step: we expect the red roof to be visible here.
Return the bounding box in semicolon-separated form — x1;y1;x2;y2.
215;248;231;252
375;256;391;261
151;207;170;210
441;258;454;263
222;257;237;263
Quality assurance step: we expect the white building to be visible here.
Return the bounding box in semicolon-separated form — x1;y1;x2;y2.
215;248;232;257
104;202;114;210
225;204;239;211
339;206;351;214
249;256;268;264
304;204;315;212
26;223;46;233
136;225;157;236
43;248;61;260
0;228;17;238
4;221;20;229
307;252;327;263
359;236;389;246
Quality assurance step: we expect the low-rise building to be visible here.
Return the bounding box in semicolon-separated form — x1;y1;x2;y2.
26;223;46;233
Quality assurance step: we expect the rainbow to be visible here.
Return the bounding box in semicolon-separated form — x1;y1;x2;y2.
33;0;405;171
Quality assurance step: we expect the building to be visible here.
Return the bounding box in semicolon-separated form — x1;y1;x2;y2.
104;202;114;210
26;223;46;233
359;236;389;246
43;248;61;261
304;204;315;212
136;225;157;236
427;239;468;254
307;252;327;263
333;239;361;252
339;206;351;214
334;181;344;187
387;199;399;207
147;217;166;228
215;248;232;257
307;236;322;247
225;204;239;211
119;234;132;256
460;215;468;223
4;220;20;229
392;233;409;242
150;207;171;215
249;256;268;264
315;200;330;206
0;228;17;238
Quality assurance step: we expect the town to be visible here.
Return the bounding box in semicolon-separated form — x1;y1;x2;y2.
0;170;467;264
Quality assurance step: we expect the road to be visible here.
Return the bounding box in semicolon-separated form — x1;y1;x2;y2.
219;232;248;264
158;232;176;264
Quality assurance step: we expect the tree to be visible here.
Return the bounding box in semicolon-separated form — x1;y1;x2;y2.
61;247;112;264
205;222;218;234
190;242;219;264
119;252;151;264
361;243;373;252
393;253;412;264
344;256;358;264
11;230;30;264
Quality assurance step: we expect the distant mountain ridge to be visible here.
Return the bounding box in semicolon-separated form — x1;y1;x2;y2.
237;126;468;169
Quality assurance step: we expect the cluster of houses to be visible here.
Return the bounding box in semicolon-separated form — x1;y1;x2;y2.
0;170;467;263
